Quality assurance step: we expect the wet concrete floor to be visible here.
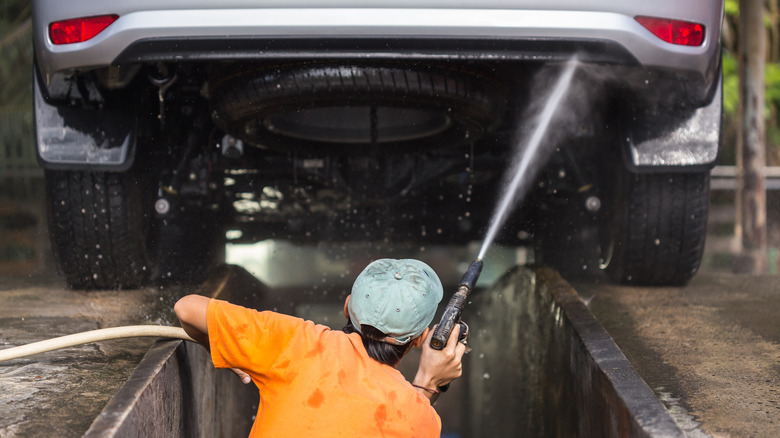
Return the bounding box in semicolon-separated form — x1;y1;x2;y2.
577;274;780;437
0;274;185;438
2;267;779;437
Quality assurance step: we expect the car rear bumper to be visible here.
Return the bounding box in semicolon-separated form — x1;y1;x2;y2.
33;3;722;89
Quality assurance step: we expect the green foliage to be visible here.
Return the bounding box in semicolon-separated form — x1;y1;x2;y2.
0;0;32;110
766;63;780;147
721;47;780;162
725;0;739;17
722;53;739;117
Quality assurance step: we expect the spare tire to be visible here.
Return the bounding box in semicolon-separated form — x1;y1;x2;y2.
209;63;505;153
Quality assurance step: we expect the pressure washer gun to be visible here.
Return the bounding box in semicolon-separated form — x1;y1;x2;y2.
428;259;482;397
431;258;483;350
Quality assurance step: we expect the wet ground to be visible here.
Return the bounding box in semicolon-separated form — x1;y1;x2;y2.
578;274;780;437
0;274;184;438
1;252;779;436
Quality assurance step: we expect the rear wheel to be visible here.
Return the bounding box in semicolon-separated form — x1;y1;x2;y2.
46;170;224;289
46;170;153;289
601;170;710;285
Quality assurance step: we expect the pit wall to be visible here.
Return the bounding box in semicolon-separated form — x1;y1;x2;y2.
84;339;257;437
466;267;684;437
84;266;262;437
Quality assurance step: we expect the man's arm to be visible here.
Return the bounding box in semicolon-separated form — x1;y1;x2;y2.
174;294;211;346
174;294;252;384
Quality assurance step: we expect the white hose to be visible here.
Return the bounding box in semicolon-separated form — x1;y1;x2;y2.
0;326;194;363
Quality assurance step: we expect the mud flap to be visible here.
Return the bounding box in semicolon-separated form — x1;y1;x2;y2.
624;70;722;172
34;68;136;171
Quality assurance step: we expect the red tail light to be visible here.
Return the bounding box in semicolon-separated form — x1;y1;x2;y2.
50;15;119;45
636;16;705;47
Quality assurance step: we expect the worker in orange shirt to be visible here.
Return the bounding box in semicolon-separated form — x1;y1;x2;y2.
174;258;467;437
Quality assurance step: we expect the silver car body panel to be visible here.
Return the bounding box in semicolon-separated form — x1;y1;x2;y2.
33;0;722;81
31;0;724;170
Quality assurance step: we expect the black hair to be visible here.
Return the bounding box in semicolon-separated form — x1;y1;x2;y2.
342;320;412;367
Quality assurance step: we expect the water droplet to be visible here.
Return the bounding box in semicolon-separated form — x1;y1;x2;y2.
654;238;660;245
483;373;490;379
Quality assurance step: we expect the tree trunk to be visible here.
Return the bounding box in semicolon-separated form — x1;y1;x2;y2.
735;0;768;273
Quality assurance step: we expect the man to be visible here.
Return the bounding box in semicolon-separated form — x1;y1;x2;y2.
175;258;467;437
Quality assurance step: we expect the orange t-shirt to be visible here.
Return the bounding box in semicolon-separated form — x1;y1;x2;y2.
207;299;441;437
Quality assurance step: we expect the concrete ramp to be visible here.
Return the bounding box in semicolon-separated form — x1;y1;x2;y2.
83;265;683;437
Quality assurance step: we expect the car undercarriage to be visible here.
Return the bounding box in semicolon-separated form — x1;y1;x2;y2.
32;1;724;289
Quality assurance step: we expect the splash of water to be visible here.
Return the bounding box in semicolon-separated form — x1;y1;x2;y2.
478;59;579;260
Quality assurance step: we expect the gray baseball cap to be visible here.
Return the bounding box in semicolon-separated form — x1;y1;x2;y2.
348;259;443;345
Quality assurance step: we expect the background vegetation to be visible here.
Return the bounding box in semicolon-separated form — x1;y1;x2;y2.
0;0;34;200
722;0;780;166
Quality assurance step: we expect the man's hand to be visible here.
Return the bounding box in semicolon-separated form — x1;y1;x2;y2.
231;368;252;384
412;324;467;400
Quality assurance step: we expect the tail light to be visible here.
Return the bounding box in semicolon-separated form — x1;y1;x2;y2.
635;16;705;47
50;15;119;45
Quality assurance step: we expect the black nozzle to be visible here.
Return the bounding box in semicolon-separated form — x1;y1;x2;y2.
458;259;483;291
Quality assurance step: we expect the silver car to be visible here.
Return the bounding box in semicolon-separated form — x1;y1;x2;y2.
32;0;724;288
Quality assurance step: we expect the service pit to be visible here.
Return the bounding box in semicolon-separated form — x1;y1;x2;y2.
3;249;777;437
4;262;681;437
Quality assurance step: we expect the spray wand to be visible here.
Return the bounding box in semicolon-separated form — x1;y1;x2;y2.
428;258;483;396
430;258;483;350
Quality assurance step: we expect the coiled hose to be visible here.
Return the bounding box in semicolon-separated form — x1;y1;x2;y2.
0;326;194;363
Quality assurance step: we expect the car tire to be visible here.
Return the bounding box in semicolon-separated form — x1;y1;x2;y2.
45;170;153;289
45;170;224;289
601;170;710;285
209;63;504;153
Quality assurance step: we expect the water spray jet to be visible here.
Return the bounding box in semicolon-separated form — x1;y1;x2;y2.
478;58;579;260
431;57;580;361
